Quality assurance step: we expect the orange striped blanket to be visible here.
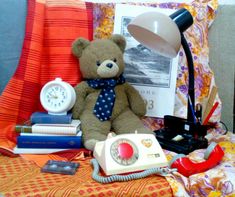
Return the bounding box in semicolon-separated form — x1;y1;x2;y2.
0;0;93;151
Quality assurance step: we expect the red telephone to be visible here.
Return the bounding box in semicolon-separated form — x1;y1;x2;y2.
169;142;224;177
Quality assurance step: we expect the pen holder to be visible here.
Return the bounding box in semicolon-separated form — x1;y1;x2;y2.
154;115;210;154
163;115;209;138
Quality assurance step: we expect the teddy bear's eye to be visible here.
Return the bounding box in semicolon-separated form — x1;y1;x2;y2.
113;58;117;62
96;61;101;66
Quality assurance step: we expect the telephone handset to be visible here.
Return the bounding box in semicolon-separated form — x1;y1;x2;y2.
93;133;168;175
169;142;224;177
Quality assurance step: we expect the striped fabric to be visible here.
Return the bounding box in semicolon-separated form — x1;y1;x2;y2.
0;155;172;196
0;0;93;150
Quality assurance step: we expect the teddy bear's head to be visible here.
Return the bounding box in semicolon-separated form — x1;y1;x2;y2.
72;34;126;79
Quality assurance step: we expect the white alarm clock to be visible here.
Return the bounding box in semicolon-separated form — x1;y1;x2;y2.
40;78;76;115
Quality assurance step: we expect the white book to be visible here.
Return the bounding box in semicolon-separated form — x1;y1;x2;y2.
13;146;69;154
20;130;82;136
31;119;81;135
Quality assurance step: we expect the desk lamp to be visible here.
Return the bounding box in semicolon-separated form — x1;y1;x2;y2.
127;8;208;154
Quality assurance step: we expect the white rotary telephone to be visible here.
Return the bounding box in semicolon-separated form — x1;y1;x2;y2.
93;132;168;175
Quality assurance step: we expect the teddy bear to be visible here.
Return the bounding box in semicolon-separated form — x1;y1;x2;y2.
71;34;153;151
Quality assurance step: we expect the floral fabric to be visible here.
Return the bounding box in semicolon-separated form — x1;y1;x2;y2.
165;131;235;196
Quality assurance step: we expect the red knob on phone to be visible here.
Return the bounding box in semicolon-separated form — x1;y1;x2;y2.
118;143;134;159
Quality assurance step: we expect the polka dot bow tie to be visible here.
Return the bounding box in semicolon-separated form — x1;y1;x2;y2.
87;75;125;121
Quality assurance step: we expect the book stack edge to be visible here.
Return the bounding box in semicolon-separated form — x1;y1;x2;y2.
14;112;82;154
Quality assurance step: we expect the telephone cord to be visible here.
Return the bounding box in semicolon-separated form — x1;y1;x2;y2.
90;158;176;183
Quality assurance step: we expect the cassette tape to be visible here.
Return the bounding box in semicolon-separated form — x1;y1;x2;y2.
41;160;80;175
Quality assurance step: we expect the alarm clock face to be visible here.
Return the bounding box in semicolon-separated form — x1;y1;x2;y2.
40;78;76;115
44;84;68;110
110;138;139;166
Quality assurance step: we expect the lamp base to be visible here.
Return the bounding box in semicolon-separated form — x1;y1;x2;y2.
154;115;209;154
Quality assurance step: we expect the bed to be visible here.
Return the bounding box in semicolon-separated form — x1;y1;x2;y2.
0;0;234;196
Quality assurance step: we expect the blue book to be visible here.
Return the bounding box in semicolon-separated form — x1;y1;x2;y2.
31;112;73;124
17;133;82;149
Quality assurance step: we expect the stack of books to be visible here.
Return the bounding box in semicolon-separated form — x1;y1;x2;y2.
13;112;82;154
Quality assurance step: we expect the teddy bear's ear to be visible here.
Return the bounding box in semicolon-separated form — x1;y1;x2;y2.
110;34;126;53
72;38;90;58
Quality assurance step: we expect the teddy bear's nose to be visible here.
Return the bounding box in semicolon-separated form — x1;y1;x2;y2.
106;63;113;68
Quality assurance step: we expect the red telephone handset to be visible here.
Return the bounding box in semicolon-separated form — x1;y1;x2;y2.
169;142;224;177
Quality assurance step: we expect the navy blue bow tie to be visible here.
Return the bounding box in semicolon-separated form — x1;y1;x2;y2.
87;75;125;121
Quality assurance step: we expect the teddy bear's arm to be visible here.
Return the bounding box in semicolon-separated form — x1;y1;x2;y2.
72;81;89;119
125;83;147;117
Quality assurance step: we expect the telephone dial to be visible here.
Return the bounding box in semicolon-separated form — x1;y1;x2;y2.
93;133;168;175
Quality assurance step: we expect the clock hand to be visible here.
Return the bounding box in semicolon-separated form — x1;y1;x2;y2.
51;90;59;98
48;92;58;99
48;96;58;99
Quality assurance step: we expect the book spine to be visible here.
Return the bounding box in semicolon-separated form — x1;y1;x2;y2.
13;147;69;154
15;125;32;133
17;135;82;149
32;125;77;135
15;123;80;135
20;131;82;136
31;113;72;124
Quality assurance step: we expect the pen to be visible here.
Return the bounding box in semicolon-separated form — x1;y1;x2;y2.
188;96;197;124
203;101;219;125
195;103;202;124
202;86;217;121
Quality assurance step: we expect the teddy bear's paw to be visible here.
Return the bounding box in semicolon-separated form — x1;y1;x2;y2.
84;139;99;151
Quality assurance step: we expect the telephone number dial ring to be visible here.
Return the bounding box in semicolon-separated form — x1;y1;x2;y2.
110;139;139;166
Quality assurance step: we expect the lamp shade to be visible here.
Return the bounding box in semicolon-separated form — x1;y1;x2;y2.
127;11;181;58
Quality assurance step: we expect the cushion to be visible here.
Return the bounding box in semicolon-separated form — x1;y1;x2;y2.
92;0;221;126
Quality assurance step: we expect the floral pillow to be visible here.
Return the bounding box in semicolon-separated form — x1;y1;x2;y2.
92;0;221;127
